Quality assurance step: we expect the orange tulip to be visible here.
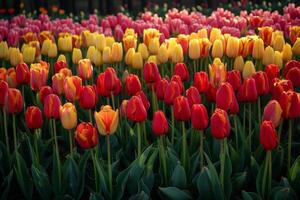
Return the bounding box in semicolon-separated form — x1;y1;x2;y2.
63;76;82;102
77;59;93;80
94;105;119;136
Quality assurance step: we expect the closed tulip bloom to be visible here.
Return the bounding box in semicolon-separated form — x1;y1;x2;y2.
279;91;300;119
262;100;282;128
104;67;118;91
155;78;169;100
173;96;191;121
96;73;110;97
64;76;82;102
259;26;273;46
212;39;223;58
226;36;239;58
41;39;51;55
77;59;93;80
126;96;147;122
6;88;23;114
75;122;98;149
292;38;300;56
111;42;123;62
102;46;112;64
59;68;72;77
149;38;159;54
57;54;66;62
260;120;278;150
210;108;231;139
216;82;235;111
210;28;222;43
147;56;159;72
262;46;275;66
186;86;201;108
0;41;9;59
242;61;256;79
48;43;57;58
152;111;168;136
272;35;285;51
265;64;280;86
95;34;106;51
9;47;22;66
171;75;184;93
136;91;150;111
205;83;218;102
25;106;43;129
6;67;17;88
125;48;135;66
120;100;128;117
54;60;68;74
143;62;161;84
86;46;96;62
132;52;143;69
252;71;269;96
0;81;8;107
157;43;168;64
0;68;6;81
284;60;300;88
252;38;264;60
226;70;241;91
242;77;258;102
39;86;53;105
191;104;208;130
209;59;226;88
194;72;209;93
271;79;294;101
30;63;49;91
44;94;61;119
274;51;283;69
72;48;82;64
79;85;98;109
92;49;103;67
189;39;200;60
234;56;245;71
199;38;212;57
123;35;137;52
52;73;65;95
282;44;292;62
138;43;149;60
173;63;189;81
125;74;141;95
23;46;36;64
60;103;77;130
171;44;183;63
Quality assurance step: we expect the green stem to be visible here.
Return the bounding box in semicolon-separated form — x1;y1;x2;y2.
69;129;73;157
288;120;293;172
171;106;175;145
34;129;39;164
3;108;9;152
234;115;238;149
182;121;187;170
89;109;93;124
199;130;204;170
111;92;115;110
258;97;261;124
91;149;99;193
106;135;112;197
137;123;142;157
220;139;226;192
278;121;283;144
243;103;246;134
268;151;272;197
22;85;26;113
52;119;61;189
13;115;17;154
158;136;167;185
248;103;252;152
193;60;197;75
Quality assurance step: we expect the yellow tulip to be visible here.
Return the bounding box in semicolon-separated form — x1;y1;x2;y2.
60;102;77;130
171;44;183;63
125;48;135;66
147;55;158;64
57;54;67;62
95;33;106;51
105;36;115;48
282;43;292;61
64;36;73;52
199;38;211;57
86;46;96;61
242;60;256;79
23;46;36;64
272;34;285;51
9;47;22;66
262;46;275;66
252;38;264;59
123;35;137;52
0;41;8;59
72;48;83;64
197;28;208;38
292;38;300;56
86;32;96;47
189;39;200;60
233;56;244;71
138;43;149;60
48;43;58;58
102;46;112;64
209;58;226;88
274;51;283;69
57;37;64;51
209;28;222;43
226;36;239;58
149;38;159;54
143;28;160;46
94;105;119;136
41;39;52;55
111;42;123;62
92;49;102;67
132;52;143;69
157;43;168;64
212;39;223;58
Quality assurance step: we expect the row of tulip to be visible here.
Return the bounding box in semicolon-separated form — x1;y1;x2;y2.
0;9;300;200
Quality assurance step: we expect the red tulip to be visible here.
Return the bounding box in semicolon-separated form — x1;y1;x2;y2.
191;104;208;130
252;71;269;96
96;73;110;97
0;68;6;81
205;83;217;102
6;67;17;88
271;79;294;101
262;100;282;127
226;70;241;91
173;63;189;81
186;86;201;108
152;110;168;136
44;94;61;119
16;63;30;84
237;77;258;102
120;100;128;117
79;85;98;109
173;96;191;121
210;108;231;139
52;73;65;95
216;82;239;114
25;106;43;129
284;61;300;87
279;91;300;119
104;67;118;91
6;88;23;114
75;122;98;149
194;72;209;93
0;80;8;107
64;76;82;102
136;91;150;111
265;64;279;87
171;75;184;93
155;78;168;100
54;60;68;74
143;62;161;84
283;60;300;78
126;95;147;122
164;81;181;105
125;74;142;96
39;86;53;104
260;120;278;150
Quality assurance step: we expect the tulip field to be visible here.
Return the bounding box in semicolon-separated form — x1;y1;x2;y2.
1;3;300;200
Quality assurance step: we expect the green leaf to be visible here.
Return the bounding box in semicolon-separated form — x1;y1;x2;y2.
51;150;62;197
63;156;80;198
159;187;192;200
256;153;271;199
289;155;300;183
196;167;214;200
171;164;187;189
223;149;232;199
31;165;52;200
270;186;297;200
232;172;248;193
241;191;261;200
0;170;13;200
129;191;149;200
77;151;90;200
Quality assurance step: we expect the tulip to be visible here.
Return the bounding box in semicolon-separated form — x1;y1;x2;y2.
262;46;275;66
155;78;168;100
126;96;147;122
233;56;244;72
48;43;58;58
265;64;280;86
41;39;52;56
125;48;135;66
274;51;283;69
6;67;18;88
52;73;65;95
132;52;143;69
262;100;282;128
143;62;161;84
6;88;23;114
59;68;72;77
123;35;137;52
95;34;106;51
0;41;9;59
138;43;149;60
205;83;217;102
152;111;168;136
111;42;123;63
271;79;294;101
252;71;269;96
125;74;141;96
279;91;300;119
171;75;184;93
75;122;98;149
186;86;201;108
242;61;256;79
260;120;278;150
0;68;6;81
64;76;82;102
252;38;264;60
194;72;209;93
86;46;96;62
57;54;66;62
23;46;36;64
0;80;8;107
79;85;98;110
284;60;300;88
9;47;22;66
30;63;49;91
77;59;93;81
259;26;273;46
44;94;61;119
72;48;83;64
226;36;239;58
173;63;189;81
149;38;159;54
39;86;53;105
239;77;258;102
292;38;300;56
164;81;181;105
209;59;226;88
102;46;111;64
92;49;103;67
25;106;43;129
282;44;292;62
54;60;68;74
60;102;77;130
272;35;285;52
171;44;183;63
120;99;128;117
157;43;168;64
173;96;191;121
210;108;230;139
210;28;222;43
212;39;223;58
104;67;118;92
189;39;200;60
216;82;237;112
226;70;241;91
177;34;189;54
191;104;208;130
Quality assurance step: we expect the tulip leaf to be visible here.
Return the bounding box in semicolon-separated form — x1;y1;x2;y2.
270;186;297;200
241;191;261;200
51;150;62;197
223;149;232;199
196;167;214;200
77;151;90;200
272;147;284;179
159;187;192;200
129;191;149;200
63;156;80;198
138;179;150;196
171;164;187;189
0;170;13;200
31;165;52;200
0;141;11;174
232;172;248;194
115;166;131;200
289;155;300;183
256;154;271;199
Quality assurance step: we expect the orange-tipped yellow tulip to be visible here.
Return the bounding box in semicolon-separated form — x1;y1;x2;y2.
259;26;273;46
252;38;264;60
189;39;200;60
149;38;159;54
157;43;168;64
123;35;137;52
111;42;123;62
234;56;244;71
48;43;58;58
197;28;208;38
94;105;119;136
292;38;300;56
72;48;83;64
282;43;292;61
78;59;93;80
209;28;222;43
226;36;239;58
138;43;149;60
171;44;183;63
60;102;77;130
209;58;226;88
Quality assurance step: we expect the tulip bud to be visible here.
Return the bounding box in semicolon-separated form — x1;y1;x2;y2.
152;111;168;136
262;100;282;128
30;63;49;91
16;63;30;85
25;106;43;129
44;94;61;119
155;78;168;100
75;122;98;149
79;85;98;109
60;102;77;130
282;44;292;62
54;60;67;74
198;28;208;38
111;42;123;62
242;61;256;79
189;39;200;60
238;77;258;102
210;28;222;43
125;48;135;66
78;59;93;80
209;59;226;88
186;86;201;107
6;88;23;114
233;56;244;71
125;74;141;95
6;68;17;88
0;81;8;107
171;44;183;63
95;34;106;51
271;79;293;101
210;108;231;139
86;46;96;61
211;39;223;58
52;73;65;95
226;36;239;58
157;43;168;64
104;67;118;92
143;62;161;84
39;86;53;105
226;70;241;91
194;72;209;93
271;35;284;52
149;38;159;54
260;120;278;150
41;39;52;55
9;47;22;66
173;96;191;121
132;52;143;69
23;46;36;64
48;43;58;58
64;76;82;102
252;38;264;60
126;96;147;122
173;63;189;81
72;48;83;64
265;64;280;86
0;41;9;59
252;71;269;96
274;51;283;69
262;46;275;66
92;49;102;67
279;91;300;119
138;43;149;60
57;54;66;62
284;60;300;88
191;104;208;130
